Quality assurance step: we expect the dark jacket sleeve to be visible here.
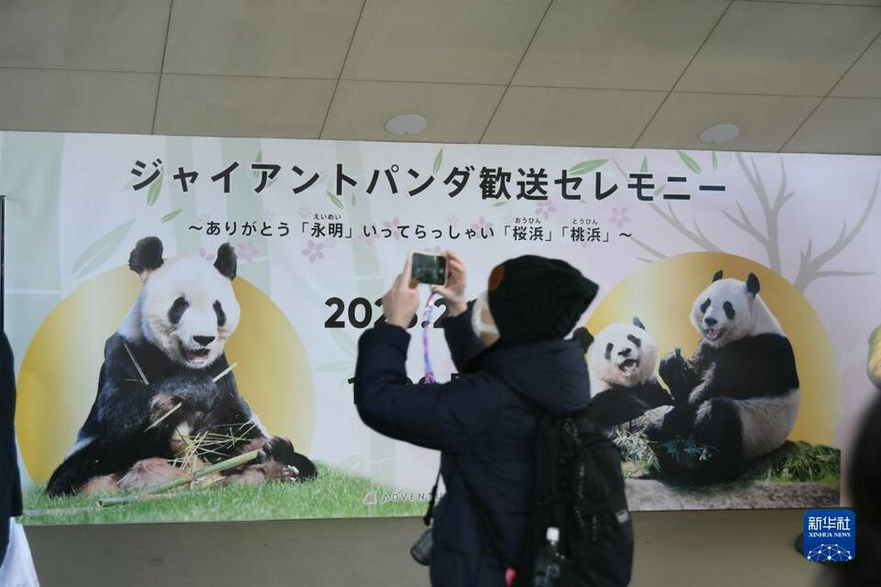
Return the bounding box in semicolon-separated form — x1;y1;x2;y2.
354;323;488;454
441;301;487;373
1;332;23;518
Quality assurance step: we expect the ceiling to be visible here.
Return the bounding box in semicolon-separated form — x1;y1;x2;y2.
1;0;880;154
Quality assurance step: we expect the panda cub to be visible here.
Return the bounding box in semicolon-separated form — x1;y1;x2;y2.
46;237;317;496
647;270;800;481
587;318;673;431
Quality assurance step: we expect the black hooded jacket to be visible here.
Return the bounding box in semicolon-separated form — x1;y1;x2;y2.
1;332;23;563
355;305;590;586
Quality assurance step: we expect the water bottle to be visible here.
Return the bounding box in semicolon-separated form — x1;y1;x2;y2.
532;526;563;587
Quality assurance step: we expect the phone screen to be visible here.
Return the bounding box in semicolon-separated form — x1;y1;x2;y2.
411;253;447;286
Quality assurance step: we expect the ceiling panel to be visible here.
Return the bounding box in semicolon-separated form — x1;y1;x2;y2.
154;75;335;138
483;87;666;148
342;0;550;84
784;97;881;155
0;69;158;134
748;0;881;5
0;0;171;72
832;35;881;98
164;0;362;78
636;92;820;152
514;0;727;91
322;81;505;143
677;2;881;96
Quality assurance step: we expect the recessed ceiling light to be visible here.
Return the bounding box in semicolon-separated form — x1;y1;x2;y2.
699;123;740;145
384;114;427;136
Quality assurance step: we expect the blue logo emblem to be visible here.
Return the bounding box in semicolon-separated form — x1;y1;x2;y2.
803;509;856;563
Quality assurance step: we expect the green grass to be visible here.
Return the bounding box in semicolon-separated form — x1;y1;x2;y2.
615;428;840;489
743;440;840;488
21;464;427;526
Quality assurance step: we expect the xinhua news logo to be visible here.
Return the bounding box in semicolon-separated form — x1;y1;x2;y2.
803;509;856;563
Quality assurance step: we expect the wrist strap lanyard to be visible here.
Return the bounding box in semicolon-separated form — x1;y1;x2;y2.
421;292;440;384
422;291;441;526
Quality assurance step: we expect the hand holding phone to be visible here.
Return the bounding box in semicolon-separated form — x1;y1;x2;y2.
410;252;448;287
431;251;467;317
382;256;421;329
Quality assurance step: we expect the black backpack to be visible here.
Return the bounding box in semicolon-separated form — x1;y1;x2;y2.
467;408;634;586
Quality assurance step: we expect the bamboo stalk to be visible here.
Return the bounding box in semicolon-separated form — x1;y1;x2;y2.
212;361;238;383
122;340;149;385
144;401;182;431
98;449;260;507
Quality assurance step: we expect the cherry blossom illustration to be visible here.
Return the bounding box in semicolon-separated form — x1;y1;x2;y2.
302;240;325;263
535;201;557;220
198;248;216;262
469;216;493;232
235;240;260;263
609;207;631;229
298;206;312;219
383;216;403;240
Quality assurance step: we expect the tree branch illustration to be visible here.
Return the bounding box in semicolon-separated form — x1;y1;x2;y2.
649;202;722;252
792;171;879;292
723;154;795;273
630;235;667;261
627;152;878;292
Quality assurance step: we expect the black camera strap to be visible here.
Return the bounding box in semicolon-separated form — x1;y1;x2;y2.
423;469;442;526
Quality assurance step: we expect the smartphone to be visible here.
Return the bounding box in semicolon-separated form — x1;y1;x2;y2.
410;252;448;286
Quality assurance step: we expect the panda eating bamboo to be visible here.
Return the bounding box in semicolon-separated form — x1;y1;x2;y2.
645;270;801;482
46;237;317;496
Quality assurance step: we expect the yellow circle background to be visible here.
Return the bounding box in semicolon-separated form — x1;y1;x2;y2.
585;252;837;445
16;266;316;484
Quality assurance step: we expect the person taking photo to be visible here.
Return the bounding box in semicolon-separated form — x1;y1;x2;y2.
354;252;597;586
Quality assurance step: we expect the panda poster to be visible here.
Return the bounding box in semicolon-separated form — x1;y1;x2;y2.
2;131;878;525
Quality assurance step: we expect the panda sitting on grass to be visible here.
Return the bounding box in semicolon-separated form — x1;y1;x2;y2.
46;237;317;496
646;270;800;482
586;318;673;432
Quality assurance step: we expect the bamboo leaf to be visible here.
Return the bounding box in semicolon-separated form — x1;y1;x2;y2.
161;209;182;223
71;219;136;279
253;150;263;178
433;148;444;174
653;183;666;197
351;191;357;207
677;150;701;175
493;201;508;207
569;159;607;176
712;151;718;170
316;360;355;373
329;330;356;358
326;190;344;210
146;172;164;206
640;157;648;173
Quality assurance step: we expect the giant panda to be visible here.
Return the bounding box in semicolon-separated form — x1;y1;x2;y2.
646;270;800;481
46;237;317;496
587;318;673;431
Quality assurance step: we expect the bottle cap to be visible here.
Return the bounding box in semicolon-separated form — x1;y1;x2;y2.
546;527;560;542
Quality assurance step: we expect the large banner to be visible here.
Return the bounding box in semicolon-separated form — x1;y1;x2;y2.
3;132;878;525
